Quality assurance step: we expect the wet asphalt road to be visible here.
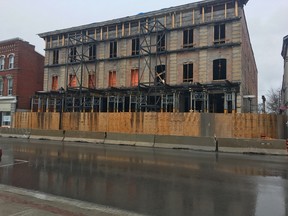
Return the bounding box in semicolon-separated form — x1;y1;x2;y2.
0;137;287;216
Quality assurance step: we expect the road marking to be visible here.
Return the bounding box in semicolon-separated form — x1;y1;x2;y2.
0;159;29;168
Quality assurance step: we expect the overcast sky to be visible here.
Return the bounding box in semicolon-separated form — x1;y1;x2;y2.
0;0;287;100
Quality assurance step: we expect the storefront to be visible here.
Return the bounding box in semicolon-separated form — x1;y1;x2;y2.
0;96;17;127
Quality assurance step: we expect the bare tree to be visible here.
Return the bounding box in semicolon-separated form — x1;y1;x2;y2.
266;88;281;114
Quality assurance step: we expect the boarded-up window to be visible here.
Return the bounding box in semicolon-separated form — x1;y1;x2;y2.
183;63;193;82
131;69;138;86
213;59;227;80
69;74;77;87
51;75;58;91
88;74;95;88
109;71;116;87
214;24;225;44
183;29;194;48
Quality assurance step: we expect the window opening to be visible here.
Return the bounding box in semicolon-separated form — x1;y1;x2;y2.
0;79;3;95
0;56;4;70
89;44;96;60
69;74;77;87
51;76;58;91
213;59;227;80
132;38;140;56
109;71;116;87
157;33;166;52
214;24;225;44
8;55;14;69
183;29;194;48
131;69;139;86
53;50;59;64
88;74;95;88
183;63;193;82
69;47;77;62
155;65;166;85
7;78;13;95
1;112;11;127
110;41;117;58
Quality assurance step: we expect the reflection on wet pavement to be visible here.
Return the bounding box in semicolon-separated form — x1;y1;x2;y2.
0;138;287;216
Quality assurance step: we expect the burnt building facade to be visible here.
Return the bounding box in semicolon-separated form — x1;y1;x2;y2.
0;38;44;127
36;0;257;114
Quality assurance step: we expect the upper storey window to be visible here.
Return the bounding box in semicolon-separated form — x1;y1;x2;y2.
109;71;116;87
183;63;193;83
51;75;58;91
69;47;77;63
0;78;3;96
8;54;14;69
157;33;166;52
0;56;4;70
214;24;226;44
213;59;227;80
183;29;194;48
53;50;59;65
7;77;13;95
132;38;140;56
110;41;117;58
89;44;96;60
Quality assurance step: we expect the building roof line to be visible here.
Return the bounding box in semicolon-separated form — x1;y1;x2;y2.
0;38;24;44
38;0;249;38
281;35;288;58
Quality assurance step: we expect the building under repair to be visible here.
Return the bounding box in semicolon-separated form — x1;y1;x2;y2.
34;0;257;114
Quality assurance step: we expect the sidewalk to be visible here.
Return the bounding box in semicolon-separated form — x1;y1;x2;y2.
0;184;141;216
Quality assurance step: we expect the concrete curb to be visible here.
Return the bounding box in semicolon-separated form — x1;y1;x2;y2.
0;128;287;156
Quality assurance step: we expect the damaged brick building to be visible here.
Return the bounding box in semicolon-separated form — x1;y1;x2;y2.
35;0;257;114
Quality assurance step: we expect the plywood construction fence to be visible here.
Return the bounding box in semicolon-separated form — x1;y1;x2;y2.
13;112;286;139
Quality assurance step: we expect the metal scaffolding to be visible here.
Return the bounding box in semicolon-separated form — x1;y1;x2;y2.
137;18;168;112
64;32;97;112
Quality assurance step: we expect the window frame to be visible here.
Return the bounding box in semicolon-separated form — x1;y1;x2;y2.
131;69;139;87
183;29;194;48
0;79;3;96
88;74;96;88
69;74;77;87
132;38;140;56
51;75;58;91
89;44;97;60
7;78;13;95
69;47;77;63
109;41;117;58
183;63;193;83
214;24;226;44
8;54;15;69
108;70;116;87
52;50;59;65
0;56;5;70
213;59;227;80
157;33;166;52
